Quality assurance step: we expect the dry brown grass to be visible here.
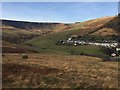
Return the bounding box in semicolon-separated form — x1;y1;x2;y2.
91;28;118;36
2;53;119;88
72;16;118;36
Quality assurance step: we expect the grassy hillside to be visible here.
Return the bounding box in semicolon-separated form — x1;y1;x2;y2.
2;16;119;87
2;27;41;53
2;28;40;43
2;41;38;53
25;16;120;57
25;27;107;57
72;16;119;36
2;16;119;89
2;16;119;54
3;53;118;88
104;15;120;32
1;19;68;31
1;19;71;53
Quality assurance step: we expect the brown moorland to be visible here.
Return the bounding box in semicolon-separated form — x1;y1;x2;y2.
2;53;118;88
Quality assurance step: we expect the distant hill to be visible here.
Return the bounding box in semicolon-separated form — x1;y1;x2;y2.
1;19;68;32
2;15;119;35
72;16;119;36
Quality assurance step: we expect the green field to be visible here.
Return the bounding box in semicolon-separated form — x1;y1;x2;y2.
25;28;108;57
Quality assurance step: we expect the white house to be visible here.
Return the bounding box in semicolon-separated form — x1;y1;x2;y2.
111;53;116;57
116;47;120;51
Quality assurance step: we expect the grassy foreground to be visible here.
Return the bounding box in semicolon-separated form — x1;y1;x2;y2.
3;53;118;88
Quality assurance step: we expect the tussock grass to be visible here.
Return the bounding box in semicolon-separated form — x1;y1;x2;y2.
2;53;118;88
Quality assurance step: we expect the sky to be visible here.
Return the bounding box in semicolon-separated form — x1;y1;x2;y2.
1;2;118;23
1;0;120;2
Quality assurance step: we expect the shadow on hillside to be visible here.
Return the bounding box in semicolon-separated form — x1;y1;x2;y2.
103;15;120;32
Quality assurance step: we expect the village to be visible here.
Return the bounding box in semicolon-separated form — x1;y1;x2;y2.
56;35;120;58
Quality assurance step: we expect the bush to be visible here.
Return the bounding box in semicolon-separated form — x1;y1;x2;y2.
2;54;5;57
80;51;84;55
22;54;28;59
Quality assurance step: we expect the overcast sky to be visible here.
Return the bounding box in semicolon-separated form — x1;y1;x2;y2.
2;2;118;23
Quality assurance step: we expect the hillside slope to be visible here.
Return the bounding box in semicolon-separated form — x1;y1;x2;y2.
72;16;119;36
1;20;68;32
2;15;119;36
3;53;118;88
2;15;119;53
25;16;119;57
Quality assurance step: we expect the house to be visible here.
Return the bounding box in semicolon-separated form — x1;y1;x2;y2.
70;35;79;40
109;45;120;57
116;46;120;51
67;38;72;41
115;45;120;56
56;40;65;45
111;53;116;57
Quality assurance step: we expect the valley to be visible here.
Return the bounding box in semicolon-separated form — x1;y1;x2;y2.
1;15;120;88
